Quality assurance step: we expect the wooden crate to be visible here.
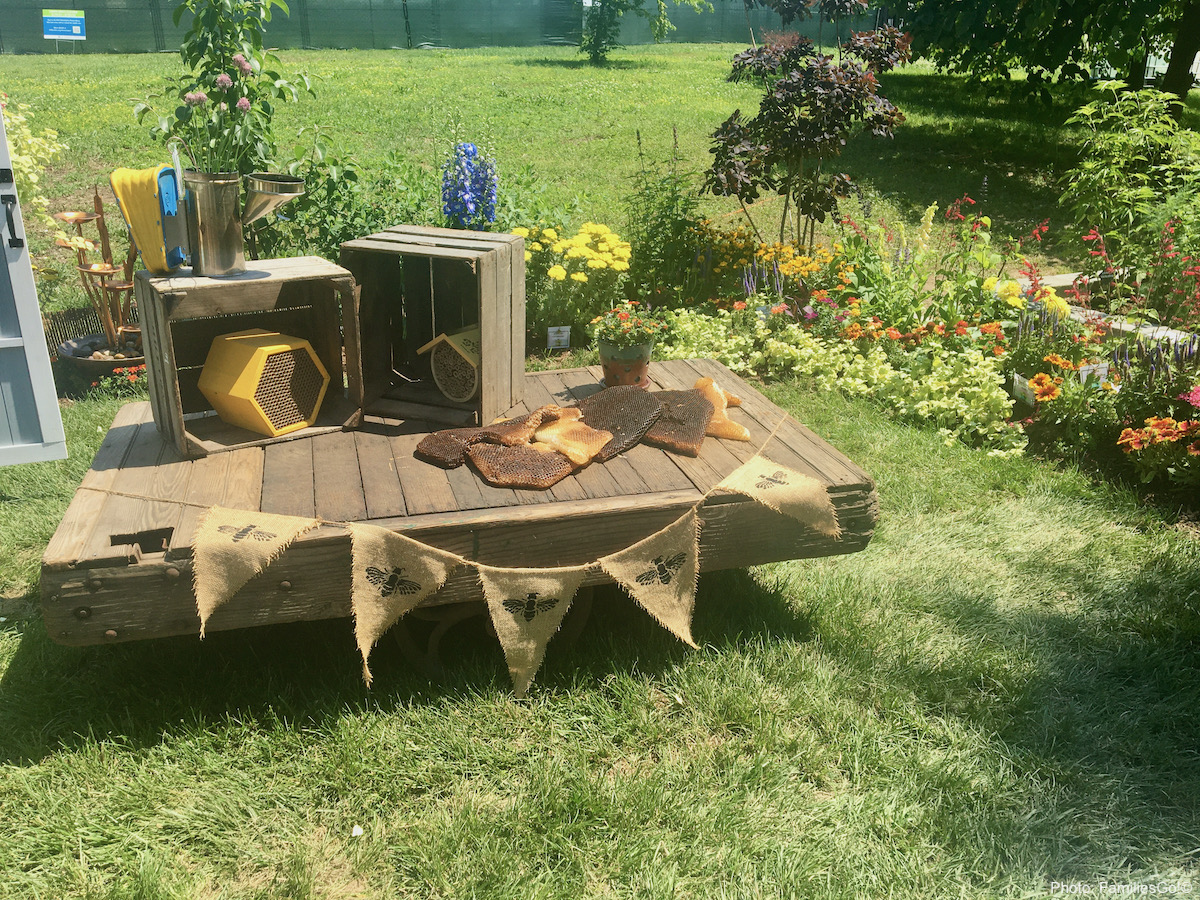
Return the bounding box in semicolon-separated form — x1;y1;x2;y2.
135;256;363;458
339;225;524;427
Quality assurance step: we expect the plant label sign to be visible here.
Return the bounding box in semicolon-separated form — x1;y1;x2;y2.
1077;362;1109;384
1011;373;1036;406
547;326;571;350
42;9;86;41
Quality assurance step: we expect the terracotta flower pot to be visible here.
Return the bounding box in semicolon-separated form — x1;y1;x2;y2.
598;340;653;389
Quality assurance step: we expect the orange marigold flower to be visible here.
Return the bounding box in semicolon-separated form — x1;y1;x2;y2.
992;345;1004;356
1117;428;1145;452
1043;353;1075;370
933;323;946;336
843;323;863;340
733;300;748;311
885;327;901;340
980;322;1004;337
1029;372;1061;402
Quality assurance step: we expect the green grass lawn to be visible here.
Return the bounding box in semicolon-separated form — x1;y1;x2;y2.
1;44;1199;898
1;379;1197;898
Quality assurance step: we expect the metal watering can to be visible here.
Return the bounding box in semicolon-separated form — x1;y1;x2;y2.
110;166;304;278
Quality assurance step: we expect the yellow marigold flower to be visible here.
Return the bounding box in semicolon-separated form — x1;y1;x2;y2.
566;247;586;259
570;272;588;283
512;227;530;238
524;251;532;262
588;259;608;269
982;276;999;294
1040;286;1070;320
611;260;629;272
530;242;543;252
547;264;567;281
542;228;558;241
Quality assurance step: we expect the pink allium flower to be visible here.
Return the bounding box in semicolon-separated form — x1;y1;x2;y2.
215;73;233;90
232;53;253;75
236;97;251;112
184;91;208;106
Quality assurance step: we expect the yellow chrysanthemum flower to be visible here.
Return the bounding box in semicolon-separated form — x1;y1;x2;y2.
1040;286;1070;320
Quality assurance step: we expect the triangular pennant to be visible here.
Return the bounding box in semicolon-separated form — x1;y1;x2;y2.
477;565;587;698
347;523;462;686
599;509;700;649
192;507;320;637
716;459;840;538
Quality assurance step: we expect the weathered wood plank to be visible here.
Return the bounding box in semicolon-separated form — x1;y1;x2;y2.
389;430;459;516
312;430;368;523
354;430;407;520
43;405;147;568
261;439;315;518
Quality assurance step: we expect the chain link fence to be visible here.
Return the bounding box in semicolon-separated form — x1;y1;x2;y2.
0;1;855;55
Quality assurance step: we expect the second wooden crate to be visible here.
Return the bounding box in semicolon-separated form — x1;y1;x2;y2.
340;225;525;427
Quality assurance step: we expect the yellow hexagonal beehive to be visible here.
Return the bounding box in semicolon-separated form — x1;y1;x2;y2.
198;328;330;438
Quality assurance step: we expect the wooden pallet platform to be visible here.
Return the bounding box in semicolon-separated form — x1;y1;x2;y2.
41;359;878;646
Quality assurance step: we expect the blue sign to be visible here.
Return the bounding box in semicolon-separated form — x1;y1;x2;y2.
43;9;86;41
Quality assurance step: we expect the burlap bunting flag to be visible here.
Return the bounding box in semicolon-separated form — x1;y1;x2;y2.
347;523;462;686
600;509;700;649
192;507;320;637
716;460;840;538
477;564;588;698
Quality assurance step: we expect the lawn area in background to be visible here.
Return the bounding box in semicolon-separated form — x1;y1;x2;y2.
7;45;1182;270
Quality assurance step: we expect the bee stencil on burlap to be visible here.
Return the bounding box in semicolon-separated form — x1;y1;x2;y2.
755;471;789;490
503;592;560;622
636;553;687;586
217;524;277;543
365;566;421;598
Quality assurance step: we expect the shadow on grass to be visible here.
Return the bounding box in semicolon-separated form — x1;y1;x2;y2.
824;553;1200;875
515;57;654;70
835;70;1089;256
0;568;809;766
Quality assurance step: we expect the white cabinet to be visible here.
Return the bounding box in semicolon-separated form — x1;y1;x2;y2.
0;112;67;466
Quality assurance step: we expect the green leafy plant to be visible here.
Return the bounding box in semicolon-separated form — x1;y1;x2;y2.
520;221;632;339
578;0;712;65
135;0;313;174
1;93;67;226
623;132;705;308
589;299;670;347
1060;83;1200;275
704;6;910;246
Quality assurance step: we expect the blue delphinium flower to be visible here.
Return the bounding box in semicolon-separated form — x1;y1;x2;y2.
441;142;497;230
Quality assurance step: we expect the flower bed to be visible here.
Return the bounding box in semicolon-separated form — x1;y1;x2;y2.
649;198;1200;491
